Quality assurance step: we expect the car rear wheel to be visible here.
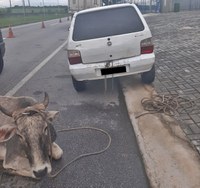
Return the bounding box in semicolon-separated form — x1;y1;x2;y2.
0;51;4;74
72;76;86;92
141;65;155;84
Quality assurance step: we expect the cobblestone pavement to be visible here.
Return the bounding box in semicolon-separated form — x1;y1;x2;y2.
145;11;200;154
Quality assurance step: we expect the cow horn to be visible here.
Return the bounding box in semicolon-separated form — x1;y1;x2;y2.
43;92;49;108
0;105;13;117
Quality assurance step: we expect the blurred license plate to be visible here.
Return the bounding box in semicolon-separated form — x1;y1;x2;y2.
101;66;126;75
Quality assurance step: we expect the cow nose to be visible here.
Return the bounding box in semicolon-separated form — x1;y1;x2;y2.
33;167;47;178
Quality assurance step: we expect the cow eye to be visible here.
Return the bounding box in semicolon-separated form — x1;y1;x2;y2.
17;133;25;142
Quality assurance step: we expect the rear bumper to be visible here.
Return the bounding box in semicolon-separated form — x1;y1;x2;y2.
68;53;155;81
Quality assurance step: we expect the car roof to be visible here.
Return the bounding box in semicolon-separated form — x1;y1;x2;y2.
74;3;136;15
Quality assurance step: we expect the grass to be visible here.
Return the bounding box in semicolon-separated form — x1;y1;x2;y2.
0;14;68;28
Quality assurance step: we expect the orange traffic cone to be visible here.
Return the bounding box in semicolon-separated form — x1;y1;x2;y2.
59;18;62;23
7;26;15;38
41;21;45;29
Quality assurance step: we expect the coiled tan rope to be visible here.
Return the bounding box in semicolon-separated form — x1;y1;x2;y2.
49;127;112;178
136;94;200;119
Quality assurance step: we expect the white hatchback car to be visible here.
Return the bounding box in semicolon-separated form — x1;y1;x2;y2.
67;4;155;91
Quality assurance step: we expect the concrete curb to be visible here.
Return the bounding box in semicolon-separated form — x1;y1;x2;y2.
120;77;200;188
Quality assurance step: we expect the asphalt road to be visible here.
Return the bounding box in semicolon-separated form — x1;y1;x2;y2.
0;18;149;188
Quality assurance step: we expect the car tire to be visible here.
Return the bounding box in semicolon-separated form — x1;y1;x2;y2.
0;51;4;74
72;76;86;92
141;65;155;84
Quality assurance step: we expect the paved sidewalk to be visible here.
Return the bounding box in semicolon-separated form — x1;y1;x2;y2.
145;11;200;154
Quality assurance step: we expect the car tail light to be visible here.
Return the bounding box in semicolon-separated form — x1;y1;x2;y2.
68;50;82;65
141;38;154;54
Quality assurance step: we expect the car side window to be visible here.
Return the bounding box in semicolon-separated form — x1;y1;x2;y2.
0;30;3;42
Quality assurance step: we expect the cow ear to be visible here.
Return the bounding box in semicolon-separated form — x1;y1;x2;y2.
0;125;16;143
46;111;59;122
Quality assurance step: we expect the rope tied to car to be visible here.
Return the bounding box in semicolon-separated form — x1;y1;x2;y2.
136;94;200;119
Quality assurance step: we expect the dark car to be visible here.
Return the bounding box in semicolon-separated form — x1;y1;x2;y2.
0;29;5;74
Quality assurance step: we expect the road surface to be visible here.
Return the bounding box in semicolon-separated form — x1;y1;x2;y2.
0;18;149;188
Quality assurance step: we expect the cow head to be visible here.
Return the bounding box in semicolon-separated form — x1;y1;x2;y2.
0;93;58;179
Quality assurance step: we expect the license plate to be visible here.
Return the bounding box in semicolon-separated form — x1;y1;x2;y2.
101;66;126;75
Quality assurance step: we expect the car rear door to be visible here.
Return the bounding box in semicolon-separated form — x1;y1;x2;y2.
72;5;146;64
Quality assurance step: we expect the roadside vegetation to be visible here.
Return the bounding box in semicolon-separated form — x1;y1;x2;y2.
0;6;68;28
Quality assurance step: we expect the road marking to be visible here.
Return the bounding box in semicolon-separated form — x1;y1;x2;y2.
1;17;68;31
2;22;39;31
5;40;68;96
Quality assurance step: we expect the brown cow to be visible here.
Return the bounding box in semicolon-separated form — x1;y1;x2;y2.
0;93;63;179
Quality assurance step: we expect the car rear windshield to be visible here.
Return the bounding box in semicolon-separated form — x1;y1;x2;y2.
73;6;144;41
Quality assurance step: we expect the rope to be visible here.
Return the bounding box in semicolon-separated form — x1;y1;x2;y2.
48;124;53;164
136;94;200;119
48;127;111;178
